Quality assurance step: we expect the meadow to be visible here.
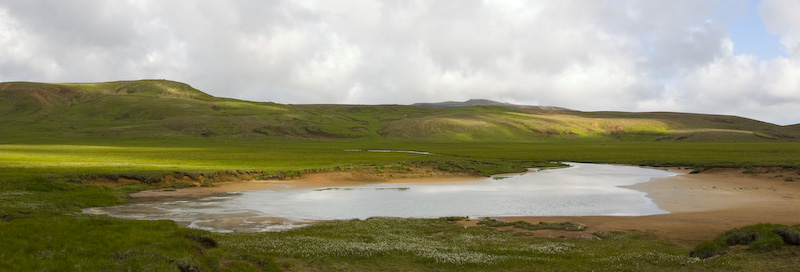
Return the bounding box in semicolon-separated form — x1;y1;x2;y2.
3;137;800;271
3;80;800;271
4;138;799;179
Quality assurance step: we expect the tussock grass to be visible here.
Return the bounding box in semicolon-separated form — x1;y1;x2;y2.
477;218;587;231
691;224;800;259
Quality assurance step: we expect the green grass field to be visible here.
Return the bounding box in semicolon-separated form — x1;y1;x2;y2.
3;139;799;180
3;138;800;271
3;80;800;271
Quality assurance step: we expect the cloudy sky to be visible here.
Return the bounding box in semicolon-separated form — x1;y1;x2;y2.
1;0;799;125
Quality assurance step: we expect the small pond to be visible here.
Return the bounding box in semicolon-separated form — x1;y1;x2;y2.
85;163;676;232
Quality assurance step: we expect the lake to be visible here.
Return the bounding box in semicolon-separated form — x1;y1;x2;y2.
86;163;677;232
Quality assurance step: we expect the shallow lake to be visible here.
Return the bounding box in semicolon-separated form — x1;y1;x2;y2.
86;163;677;232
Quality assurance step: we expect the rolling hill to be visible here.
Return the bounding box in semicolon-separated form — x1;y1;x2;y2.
413;99;569;111
1;80;798;142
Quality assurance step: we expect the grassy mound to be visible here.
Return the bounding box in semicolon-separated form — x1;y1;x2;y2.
477;218;587;231
690;224;800;258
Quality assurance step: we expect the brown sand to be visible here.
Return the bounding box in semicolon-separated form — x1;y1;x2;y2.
131;167;800;248
469;168;800;247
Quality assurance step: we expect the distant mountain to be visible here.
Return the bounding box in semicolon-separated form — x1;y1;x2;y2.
1;80;798;142
413;99;569;111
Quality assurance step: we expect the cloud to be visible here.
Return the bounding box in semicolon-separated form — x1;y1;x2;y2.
0;0;798;124
635;0;800;124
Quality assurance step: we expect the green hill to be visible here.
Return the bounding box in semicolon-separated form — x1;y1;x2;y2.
1;80;798;142
413;98;569;111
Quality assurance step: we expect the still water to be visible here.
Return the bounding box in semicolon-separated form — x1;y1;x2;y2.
87;163;676;232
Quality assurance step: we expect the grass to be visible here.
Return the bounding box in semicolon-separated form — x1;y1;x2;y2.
3;80;799;142
477;218;587;231
1;138;799;270
2;139;799;181
3;79;800;270
221;217;706;271
0;212;275;271
691;224;800;259
216;218;800;271
3;209;799;271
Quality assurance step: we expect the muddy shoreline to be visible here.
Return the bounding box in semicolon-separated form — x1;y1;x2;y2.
127;166;800;247
484;167;800;247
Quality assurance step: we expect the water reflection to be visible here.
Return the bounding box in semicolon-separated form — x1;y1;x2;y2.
87;163;676;232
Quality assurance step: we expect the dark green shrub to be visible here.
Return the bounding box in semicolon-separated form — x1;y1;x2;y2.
593;231;633;240
184;234;218;248
692;223;797;258
690;240;728;259
284;171;301;179
719;224;780;246
477;217;507;227
748;234;784;251
721;229;759;246
535;221;587;231
86;172;165;184
774;225;800;245
477;218;586;231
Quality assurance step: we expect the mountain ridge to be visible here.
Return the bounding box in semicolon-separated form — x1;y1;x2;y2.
413;99;570;111
1;80;797;142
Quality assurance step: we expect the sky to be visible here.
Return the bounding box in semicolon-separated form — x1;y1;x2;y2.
1;0;799;125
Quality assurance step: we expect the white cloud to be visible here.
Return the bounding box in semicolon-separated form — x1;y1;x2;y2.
0;0;799;124
632;0;800;124
761;0;800;56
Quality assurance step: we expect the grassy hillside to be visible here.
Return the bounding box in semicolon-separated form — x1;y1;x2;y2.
412;98;569;110
1;80;798;142
3;80;800;271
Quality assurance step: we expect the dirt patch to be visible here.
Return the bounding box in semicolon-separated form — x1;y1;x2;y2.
129;180;282;198
86;164;473;189
462;168;800;248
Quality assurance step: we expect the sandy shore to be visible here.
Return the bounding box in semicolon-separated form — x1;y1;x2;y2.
130;167;800;247
480;168;800;247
